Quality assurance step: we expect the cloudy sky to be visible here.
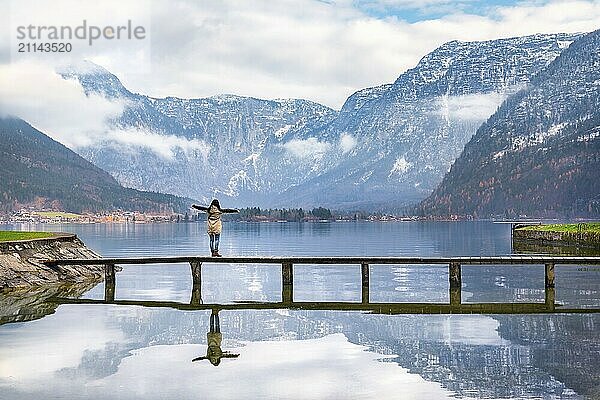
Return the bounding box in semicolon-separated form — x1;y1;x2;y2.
2;0;600;108
0;0;599;149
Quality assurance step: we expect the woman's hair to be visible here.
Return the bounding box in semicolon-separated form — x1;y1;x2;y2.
210;199;221;210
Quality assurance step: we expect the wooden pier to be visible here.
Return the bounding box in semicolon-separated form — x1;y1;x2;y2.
44;255;600;314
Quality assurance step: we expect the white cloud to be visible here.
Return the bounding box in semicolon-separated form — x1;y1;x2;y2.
0;61;126;148
353;0;477;15
428;315;510;346
0;62;210;159
0;334;455;399
0;306;123;381
104;128;210;160
283;137;332;158
114;0;600;109
434;91;513;121
0;0;599;118
3;0;597;110
363;0;469;6
339;133;358;154
4;0;151;73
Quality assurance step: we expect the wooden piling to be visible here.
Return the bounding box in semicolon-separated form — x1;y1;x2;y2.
282;262;293;303
449;262;461;306
361;262;369;304
190;261;202;305
104;263;116;302
449;262;461;288
545;263;555;288
450;287;461;306
544;263;556;311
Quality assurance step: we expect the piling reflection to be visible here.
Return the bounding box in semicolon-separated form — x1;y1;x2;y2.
50;288;598;315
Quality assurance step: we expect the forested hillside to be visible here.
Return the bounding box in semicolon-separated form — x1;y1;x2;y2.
420;30;600;218
0;117;192;213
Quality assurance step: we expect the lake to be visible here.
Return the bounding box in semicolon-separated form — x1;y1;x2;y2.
0;221;599;399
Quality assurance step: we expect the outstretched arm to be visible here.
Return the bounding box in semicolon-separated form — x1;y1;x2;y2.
192;356;208;362
221;352;240;358
191;204;209;212
222;208;240;213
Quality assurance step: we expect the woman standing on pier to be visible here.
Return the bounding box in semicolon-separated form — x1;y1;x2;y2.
192;199;239;257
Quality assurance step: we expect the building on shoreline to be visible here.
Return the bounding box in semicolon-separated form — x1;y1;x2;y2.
2;209;178;224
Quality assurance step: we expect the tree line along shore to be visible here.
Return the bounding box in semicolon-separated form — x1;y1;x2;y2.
1;207;424;224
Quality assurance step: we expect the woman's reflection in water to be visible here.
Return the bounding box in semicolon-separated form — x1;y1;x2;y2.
192;309;239;366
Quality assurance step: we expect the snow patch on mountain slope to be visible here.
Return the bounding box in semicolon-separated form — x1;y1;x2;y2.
389;157;412;177
577;127;600;142
275;124;292;138
504;122;569;153
225;170;252;197
557;40;574;49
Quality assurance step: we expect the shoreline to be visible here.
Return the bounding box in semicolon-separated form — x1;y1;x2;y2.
512;223;600;251
0;232;105;292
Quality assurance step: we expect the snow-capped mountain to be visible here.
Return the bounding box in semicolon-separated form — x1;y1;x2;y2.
61;32;582;208
272;33;582;208
420;29;600;218
61;62;337;204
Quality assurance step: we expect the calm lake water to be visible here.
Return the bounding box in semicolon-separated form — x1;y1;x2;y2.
0;221;599;399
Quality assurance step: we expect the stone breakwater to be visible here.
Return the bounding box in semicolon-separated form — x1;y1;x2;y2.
513;228;600;249
0;233;105;291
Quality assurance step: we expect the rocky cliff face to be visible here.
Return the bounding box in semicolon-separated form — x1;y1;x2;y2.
420;29;600;218
62;33;581;208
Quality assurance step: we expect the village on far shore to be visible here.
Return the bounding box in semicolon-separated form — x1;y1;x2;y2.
0;208;429;225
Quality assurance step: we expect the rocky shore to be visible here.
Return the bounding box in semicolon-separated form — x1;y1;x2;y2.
0;233;105;291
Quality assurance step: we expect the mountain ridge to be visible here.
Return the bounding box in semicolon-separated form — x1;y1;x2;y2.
60;32;584;210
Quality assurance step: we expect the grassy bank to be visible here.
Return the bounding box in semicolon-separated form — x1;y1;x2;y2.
0;231;54;242
517;222;600;233
513;222;600;249
33;211;82;219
